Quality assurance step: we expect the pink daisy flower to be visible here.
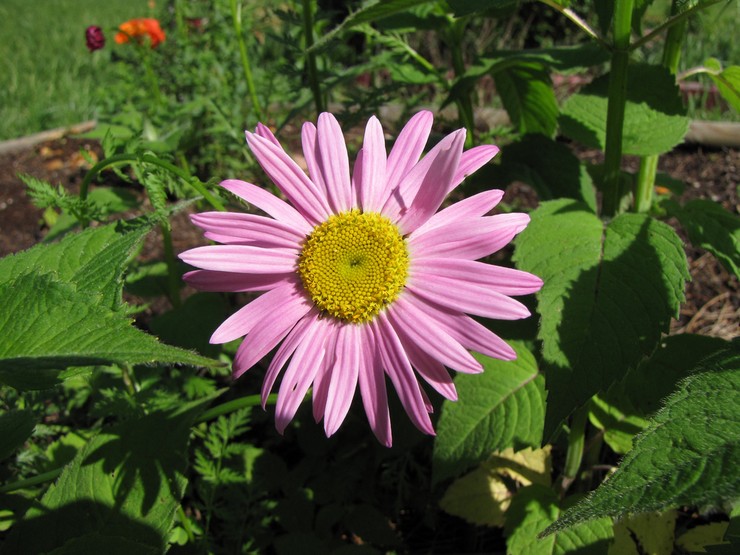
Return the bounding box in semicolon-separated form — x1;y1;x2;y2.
179;112;542;446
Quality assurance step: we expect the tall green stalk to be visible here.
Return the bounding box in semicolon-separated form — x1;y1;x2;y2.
230;0;264;121
447;17;475;147
634;1;688;213
601;0;635;218
302;0;325;115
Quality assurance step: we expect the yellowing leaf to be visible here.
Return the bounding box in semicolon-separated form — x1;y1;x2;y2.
490;446;552;487
676;522;730;553
439;467;512;527
609;510;677;555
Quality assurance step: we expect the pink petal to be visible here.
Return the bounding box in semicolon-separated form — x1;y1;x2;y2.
450;145;500;189
211;280;305;344
262;312;318;406
408;213;531;260
317;113;352;212
411;258;543;296
359;116;387;213
373;315;435;435
178;245;298;274
232;294;314;378
220;179;312;235
255;122;282;147
301;122;328;197
387;295;482;374
246;131;330;224
385;110;433;194
407;292;517;361
396;327;457;401
191;212;304;247
407;275;531;320
324;323;361;436
413;189;504;235
357;323;392;446
274;318;330;433
312;323;338;423
184;270;289;292
396;129;466;234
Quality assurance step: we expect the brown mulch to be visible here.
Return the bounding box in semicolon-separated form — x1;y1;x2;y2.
0;135;737;340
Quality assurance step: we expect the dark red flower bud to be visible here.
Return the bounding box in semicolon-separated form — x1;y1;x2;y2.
85;26;105;52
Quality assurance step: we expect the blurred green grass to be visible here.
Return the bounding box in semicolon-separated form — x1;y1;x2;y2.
0;0;150;140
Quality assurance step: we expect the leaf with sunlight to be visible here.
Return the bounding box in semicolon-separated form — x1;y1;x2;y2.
513;199;689;435
433;343;546;483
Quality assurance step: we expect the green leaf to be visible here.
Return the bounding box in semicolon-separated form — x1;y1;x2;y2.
505;485;613;554
589;395;649;454
513;200;689;435
608;334;731;417
542;343;740;536
494;62;558;136
432;343;546;483
0;221;150;310
0;272;218;390
309;0;437;53
560;63;689;156
668;199;740;279
1;397;215;555
0;410;36;462
447;0;519;17
705;60;740;113
489;134;596;210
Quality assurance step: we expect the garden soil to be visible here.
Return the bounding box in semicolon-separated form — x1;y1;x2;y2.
0;135;737;339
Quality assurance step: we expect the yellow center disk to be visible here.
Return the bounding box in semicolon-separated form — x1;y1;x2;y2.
298;210;409;323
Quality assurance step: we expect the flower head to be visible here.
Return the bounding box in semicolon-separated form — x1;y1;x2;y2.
85;25;105;52
115;18;165;48
180;112;542;446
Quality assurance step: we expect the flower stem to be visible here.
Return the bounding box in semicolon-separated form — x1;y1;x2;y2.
447;18;475;147
230;0;264;121
601;0;634;218
0;468;63;494
301;0;325;115
195;394;277;424
560;404;589;495
634;0;688;213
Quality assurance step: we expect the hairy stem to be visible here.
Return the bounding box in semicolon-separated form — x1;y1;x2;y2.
302;0;325;115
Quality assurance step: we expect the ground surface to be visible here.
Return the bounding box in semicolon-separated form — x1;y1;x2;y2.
0;135;737;338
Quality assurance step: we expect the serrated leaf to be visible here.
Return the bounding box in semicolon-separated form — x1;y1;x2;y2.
560;63;689;155
505;485;614;554
0;410;36;462
494;62;558;136
668;199;740;279
677;522;730;554
609;510;677;555
0;221;150;310
542;344;740;536
0;272;218;390
589;395;649;454
513;199;688;435
0;396;216;555
432;343;545;483
489;134;596;210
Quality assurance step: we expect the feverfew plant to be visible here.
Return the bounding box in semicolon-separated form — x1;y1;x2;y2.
0;0;738;553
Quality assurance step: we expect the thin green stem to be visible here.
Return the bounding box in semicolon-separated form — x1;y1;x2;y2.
301;0;325;115
630;0;725;52
80;153;226;212
634;0;688;213
177;505;196;543
560;405;589;495
230;0;264;121
538;0;610;49
196;394;277;424
121;364;138;396
0;468;63;494
601;0;635;218
141;46;163;105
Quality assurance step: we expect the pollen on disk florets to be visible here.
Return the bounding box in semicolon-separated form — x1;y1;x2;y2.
297;210;409;323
